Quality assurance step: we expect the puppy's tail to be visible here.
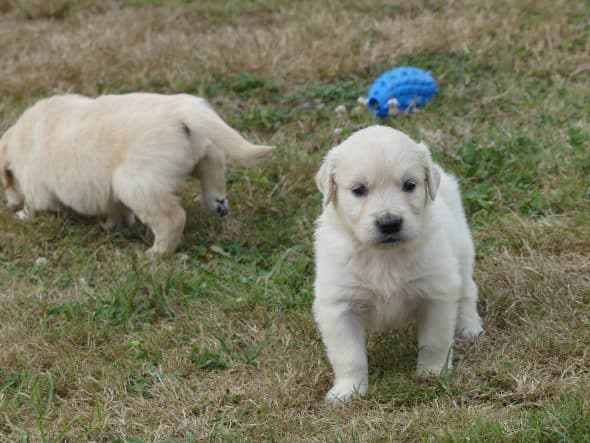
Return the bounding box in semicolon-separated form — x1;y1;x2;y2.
183;98;274;164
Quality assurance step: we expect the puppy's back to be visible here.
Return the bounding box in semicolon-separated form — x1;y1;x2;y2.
436;170;465;220
435;168;475;266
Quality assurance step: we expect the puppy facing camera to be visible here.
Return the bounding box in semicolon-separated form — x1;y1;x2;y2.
0;93;274;254
313;125;483;403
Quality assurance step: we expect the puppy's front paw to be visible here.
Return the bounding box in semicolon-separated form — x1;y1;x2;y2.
459;325;484;340
16;209;31;221
145;246;165;256
325;379;367;404
457;317;484;340
105;211;136;231
124;212;136;227
104;216;123;231
416;364;447;377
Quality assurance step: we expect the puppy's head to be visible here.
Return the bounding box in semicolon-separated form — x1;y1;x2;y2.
316;125;441;248
0;127;24;209
193;141;229;217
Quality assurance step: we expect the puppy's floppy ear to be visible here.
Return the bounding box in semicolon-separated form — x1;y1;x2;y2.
419;141;441;201
0;135;12;188
2;167;14;188
425;163;441;201
316;150;337;207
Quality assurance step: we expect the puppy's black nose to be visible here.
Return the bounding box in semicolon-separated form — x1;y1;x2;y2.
376;215;403;234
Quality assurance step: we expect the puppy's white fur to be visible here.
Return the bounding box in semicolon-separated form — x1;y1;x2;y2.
0;93;273;253
313;126;483;403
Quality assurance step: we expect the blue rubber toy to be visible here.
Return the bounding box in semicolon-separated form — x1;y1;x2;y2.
367;67;438;117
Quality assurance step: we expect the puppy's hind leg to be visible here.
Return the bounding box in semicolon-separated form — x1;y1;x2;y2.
416;298;458;376
122;195;185;255
113;170;186;255
456;278;484;339
142;196;186;255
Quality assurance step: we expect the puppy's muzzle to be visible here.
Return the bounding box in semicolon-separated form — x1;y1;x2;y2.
215;197;229;217
376;214;403;243
376;214;403;234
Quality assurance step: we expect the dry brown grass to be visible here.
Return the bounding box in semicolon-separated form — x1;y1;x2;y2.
1;1;586;103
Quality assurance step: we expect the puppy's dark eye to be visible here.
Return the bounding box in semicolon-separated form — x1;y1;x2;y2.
402;180;416;192
351;185;368;197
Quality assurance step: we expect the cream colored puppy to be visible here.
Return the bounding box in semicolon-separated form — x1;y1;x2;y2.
313;125;483;403
0;93;273;254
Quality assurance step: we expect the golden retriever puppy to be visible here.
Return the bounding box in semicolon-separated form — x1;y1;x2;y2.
313;126;483;402
0;93;274;254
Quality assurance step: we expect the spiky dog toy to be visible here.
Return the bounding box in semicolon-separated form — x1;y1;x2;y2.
367;67;438;117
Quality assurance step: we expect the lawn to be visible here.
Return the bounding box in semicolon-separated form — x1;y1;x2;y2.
0;0;588;441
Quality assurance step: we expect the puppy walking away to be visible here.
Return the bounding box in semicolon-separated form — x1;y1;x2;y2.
0;93;274;254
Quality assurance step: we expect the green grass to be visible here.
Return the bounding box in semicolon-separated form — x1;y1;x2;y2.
0;0;589;440
439;395;590;442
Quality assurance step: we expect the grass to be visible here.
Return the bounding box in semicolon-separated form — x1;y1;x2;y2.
0;0;589;440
